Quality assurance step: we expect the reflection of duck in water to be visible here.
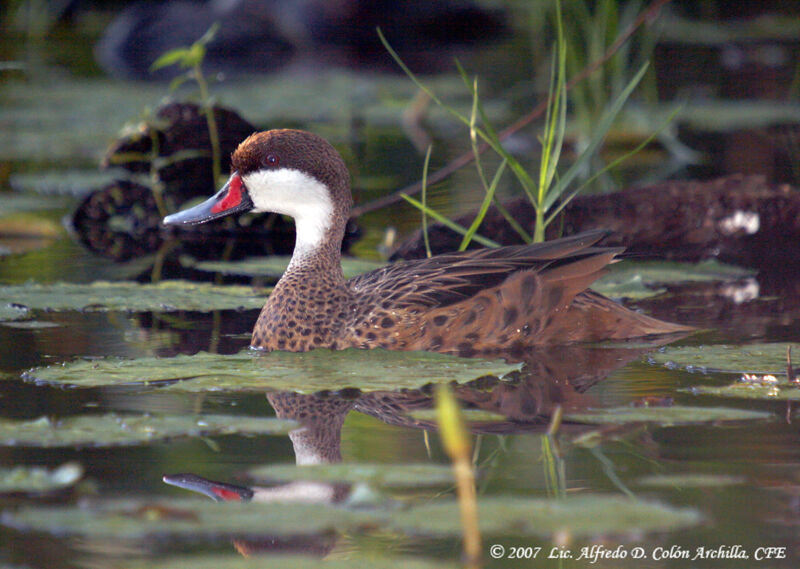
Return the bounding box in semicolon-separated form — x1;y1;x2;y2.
96;0;508;80
164;129;692;354
163;339;660;505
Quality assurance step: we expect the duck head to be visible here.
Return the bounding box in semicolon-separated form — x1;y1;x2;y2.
163;129;352;255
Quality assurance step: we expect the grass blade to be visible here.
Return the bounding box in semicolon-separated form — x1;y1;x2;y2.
400;194;500;248
421;144;433;258
543;61;649;211
460;159;507;251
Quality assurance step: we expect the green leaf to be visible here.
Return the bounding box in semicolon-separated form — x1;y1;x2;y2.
23;349;522;393
249;463;454;488
167;73;191;93
390;495;700;537
566;405;771;425
183;43;206;68
647;343;794;375
400;194;500;248
543;62;650;211
545;106;683;226
197;22;220;46
0;193;73;216
150;48;191;71
684;379;800;401
591;259;755;299
0;281;267;312
2;495;698;541
1;499;375;539
0;414;297;447
636;473;745;488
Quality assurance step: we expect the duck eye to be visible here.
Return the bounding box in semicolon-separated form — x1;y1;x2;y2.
263;153;279;167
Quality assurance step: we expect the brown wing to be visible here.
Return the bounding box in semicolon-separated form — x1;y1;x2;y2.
347;229;613;311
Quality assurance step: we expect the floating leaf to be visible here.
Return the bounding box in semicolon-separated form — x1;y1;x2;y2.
648;343;794;375
1;320;60;329
0;194;74;216
593;260;755;299
24;349;521;393
249;463;454;487
0;499;375;539
1;494;698;542
0;463;83;494
9;171;117;197
637;473;745;488
390;496;699;537
409;409;507;423
190;255;386;279
0;281;266;312
684;378;800;401
0;414;297;447
566;405;771;425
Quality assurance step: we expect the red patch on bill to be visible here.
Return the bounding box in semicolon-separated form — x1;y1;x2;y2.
211;487;244;501
211;175;244;213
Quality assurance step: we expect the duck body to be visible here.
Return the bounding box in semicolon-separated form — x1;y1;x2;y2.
164;129;690;356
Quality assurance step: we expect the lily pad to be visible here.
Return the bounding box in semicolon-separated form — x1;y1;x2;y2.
390;496;700;537
684;378;800;401
115;554;458;569
8;170;117;197
0;498;376;539
24;349;522;393
408;409;508;422
593;260;755;300
566;405;771;425
637;473;745;488
648;343;794;375
249;463;454;487
190;256;386;280
0;281;267;312
0;414;297;447
0;463;83;494
0;494;698;542
0;194;74;217
0;320;61;329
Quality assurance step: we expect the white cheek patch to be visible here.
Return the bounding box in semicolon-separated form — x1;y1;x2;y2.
242;169;334;254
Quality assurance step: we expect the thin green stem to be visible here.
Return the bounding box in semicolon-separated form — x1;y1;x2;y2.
421;144;433;258
194;62;222;185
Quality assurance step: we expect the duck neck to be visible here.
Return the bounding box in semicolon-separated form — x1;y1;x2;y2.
284;210;347;285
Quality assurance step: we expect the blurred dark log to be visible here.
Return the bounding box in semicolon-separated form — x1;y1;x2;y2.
390;175;800;271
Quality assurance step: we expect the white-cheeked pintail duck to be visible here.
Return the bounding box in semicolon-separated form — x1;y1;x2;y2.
163;129;691;356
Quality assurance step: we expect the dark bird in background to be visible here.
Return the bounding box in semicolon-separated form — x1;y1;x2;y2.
95;0;508;80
